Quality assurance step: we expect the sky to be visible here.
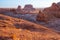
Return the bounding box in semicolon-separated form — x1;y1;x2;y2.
0;0;60;8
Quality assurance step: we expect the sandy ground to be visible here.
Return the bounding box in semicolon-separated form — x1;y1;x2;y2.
0;14;60;40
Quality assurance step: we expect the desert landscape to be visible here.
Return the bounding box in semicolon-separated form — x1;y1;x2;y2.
0;1;60;40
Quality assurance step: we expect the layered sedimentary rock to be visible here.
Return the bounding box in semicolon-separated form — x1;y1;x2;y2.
16;5;23;14
36;3;60;22
0;8;10;13
43;3;60;18
43;3;59;12
23;4;35;11
23;4;36;13
17;5;21;11
36;10;55;23
36;2;60;32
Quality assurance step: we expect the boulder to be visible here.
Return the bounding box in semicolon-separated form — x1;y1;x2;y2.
36;11;48;22
36;11;55;23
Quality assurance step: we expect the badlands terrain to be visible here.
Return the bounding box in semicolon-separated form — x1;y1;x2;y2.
0;14;60;40
0;2;60;40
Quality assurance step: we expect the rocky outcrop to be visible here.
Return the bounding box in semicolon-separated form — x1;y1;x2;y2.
23;4;35;11
43;3;59;12
23;4;40;14
16;5;23;14
43;2;60;18
36;11;55;23
57;2;60;6
36;2;60;32
36;11;48;22
36;3;60;22
17;5;21;11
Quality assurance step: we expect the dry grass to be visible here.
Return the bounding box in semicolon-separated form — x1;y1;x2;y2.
0;14;60;40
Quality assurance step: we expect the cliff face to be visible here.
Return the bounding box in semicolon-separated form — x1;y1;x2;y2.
22;4;36;13
23;4;34;10
43;3;60;18
36;11;49;22
36;2;60;33
43;3;60;12
36;2;60;23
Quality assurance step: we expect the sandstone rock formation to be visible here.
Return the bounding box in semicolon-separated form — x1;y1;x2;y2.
36;3;60;22
42;2;60;18
36;11;48;22
23;4;36;13
36;2;60;33
17;5;21;11
57;2;60;6
36;2;60;32
36;10;55;23
16;5;23;14
23;4;35;11
43;3;59;12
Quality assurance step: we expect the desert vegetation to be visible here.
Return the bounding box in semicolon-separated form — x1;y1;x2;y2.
0;14;60;40
0;2;60;40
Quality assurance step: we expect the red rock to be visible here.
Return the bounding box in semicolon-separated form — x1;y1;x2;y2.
23;4;35;11
24;4;33;9
43;2;60;18
43;3;59;12
36;2;60;23
36;11;52;23
17;5;21;11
